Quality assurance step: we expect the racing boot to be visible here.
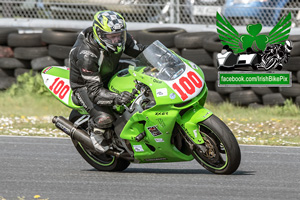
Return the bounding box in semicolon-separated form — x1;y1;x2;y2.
90;128;110;153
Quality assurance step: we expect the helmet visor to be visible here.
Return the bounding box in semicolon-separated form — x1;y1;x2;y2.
101;30;126;47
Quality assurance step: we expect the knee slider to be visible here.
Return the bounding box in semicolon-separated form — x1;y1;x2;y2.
93;114;114;129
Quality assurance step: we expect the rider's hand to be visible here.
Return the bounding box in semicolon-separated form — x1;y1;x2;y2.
114;91;135;105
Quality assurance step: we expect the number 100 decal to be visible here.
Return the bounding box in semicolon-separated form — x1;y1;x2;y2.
49;77;70;100
172;71;203;101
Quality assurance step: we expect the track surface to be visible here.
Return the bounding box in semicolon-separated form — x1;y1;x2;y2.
0;136;299;200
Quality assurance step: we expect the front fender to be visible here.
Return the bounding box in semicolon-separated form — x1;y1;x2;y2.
176;104;213;144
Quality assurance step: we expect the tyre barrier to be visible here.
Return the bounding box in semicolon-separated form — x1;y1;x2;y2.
0;27;300;107
137;27;186;48
262;93;285;106
0;27;18;45
8;33;46;47
41;28;81;46
229;90;262;106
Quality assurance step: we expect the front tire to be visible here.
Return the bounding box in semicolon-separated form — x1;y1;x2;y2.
191;114;241;174
69;110;130;171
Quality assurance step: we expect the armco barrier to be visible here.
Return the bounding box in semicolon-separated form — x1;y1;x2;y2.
0;27;300;107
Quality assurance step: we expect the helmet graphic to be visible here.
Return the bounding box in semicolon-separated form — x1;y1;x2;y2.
93;10;127;54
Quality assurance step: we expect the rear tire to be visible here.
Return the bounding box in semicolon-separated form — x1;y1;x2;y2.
191;114;241;174
69;110;130;171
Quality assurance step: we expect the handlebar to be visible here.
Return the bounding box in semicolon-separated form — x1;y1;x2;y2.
122;86;146;113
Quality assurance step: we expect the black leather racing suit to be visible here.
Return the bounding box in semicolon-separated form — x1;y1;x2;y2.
69;27;146;129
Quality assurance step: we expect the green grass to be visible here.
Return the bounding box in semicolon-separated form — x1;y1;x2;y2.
0;92;70;137
207;100;300;121
0;92;69;117
205;101;300;146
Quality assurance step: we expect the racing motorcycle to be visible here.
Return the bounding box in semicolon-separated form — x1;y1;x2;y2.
42;40;241;174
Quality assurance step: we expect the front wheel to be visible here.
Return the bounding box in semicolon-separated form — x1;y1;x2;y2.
69;110;130;172
191;114;241;174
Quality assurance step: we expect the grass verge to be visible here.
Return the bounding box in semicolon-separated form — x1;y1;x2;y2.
206;101;300;146
0;92;70;137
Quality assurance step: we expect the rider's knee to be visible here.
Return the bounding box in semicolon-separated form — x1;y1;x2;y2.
93;113;114;129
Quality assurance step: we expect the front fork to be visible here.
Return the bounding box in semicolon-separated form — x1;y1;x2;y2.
176;104;213;145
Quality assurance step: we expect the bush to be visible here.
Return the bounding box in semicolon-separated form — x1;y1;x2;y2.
7;71;51;96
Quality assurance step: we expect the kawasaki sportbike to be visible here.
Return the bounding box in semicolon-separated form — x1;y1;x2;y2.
42;41;241;174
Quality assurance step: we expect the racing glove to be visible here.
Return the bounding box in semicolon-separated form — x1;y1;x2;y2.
114;91;135;105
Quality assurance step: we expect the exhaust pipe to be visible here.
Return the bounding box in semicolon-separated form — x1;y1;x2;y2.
52;116;95;150
52;116;134;161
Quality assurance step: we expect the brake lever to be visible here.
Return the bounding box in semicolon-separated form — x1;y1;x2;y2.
123;87;146;113
122;103;130;111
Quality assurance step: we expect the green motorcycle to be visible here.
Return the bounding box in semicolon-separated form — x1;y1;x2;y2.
42;41;241;174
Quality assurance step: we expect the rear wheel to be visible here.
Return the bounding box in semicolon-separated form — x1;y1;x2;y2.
190;114;241;174
69;110;130;171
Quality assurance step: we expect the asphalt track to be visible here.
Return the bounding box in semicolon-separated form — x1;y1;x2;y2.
0;136;299;200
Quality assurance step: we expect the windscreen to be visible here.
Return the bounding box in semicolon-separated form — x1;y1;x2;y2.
134;40;186;80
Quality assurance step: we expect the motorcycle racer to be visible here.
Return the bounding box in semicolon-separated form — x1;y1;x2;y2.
69;10;147;153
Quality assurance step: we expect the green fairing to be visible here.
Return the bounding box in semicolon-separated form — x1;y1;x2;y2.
120;105;194;162
43;66;69;79
177;104;213;144
41;66;87;115
109;66;183;104
107;62;212;162
108;67;191;162
107;68;138;94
